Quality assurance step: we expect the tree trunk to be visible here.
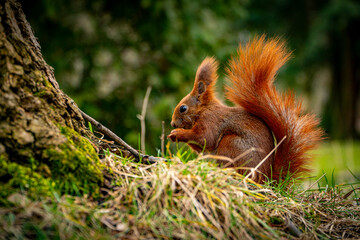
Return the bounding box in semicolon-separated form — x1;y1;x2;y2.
0;0;103;200
324;22;360;139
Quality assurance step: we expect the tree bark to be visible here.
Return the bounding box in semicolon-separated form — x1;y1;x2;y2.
0;0;103;199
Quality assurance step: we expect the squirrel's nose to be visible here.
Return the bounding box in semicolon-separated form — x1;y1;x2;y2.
171;121;177;128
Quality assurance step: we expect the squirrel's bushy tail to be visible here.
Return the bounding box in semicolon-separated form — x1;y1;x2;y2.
226;35;323;181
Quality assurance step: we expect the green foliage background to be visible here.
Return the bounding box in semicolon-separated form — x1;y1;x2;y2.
20;0;360;154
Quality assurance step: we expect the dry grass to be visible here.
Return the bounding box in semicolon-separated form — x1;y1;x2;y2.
1;147;360;239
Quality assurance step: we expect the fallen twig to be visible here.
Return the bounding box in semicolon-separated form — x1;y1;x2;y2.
285;216;302;237
137;86;152;153
343;187;360;200
73;102;165;163
298;173;326;195
161;121;165;157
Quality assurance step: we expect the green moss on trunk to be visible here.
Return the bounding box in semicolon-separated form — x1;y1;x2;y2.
0;156;53;203
0;126;104;204
43;126;104;196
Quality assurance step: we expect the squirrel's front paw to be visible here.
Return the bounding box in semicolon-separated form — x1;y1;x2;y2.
168;129;181;142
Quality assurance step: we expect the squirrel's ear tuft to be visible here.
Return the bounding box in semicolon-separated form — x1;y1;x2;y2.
195;57;218;86
194;57;218;96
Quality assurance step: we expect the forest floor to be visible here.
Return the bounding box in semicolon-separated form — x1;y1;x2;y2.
1;139;360;239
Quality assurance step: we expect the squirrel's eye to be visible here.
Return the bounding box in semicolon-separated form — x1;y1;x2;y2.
179;105;188;113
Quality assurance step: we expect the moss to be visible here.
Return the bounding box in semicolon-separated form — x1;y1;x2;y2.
33;89;50;98
0;126;104;204
42;74;51;87
0;155;53;204
43;126;104;197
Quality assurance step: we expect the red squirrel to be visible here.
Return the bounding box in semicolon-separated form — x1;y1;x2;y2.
168;35;323;183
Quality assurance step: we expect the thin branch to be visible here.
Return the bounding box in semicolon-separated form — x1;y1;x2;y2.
285;216;302;237
161;121;165;157
137;86;152;153
75;104;164;164
297;173;326;195
79;109;139;158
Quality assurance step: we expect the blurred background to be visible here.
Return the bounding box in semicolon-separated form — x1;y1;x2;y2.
19;0;360;182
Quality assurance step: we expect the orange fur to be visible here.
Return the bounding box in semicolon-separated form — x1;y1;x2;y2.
169;35;323;182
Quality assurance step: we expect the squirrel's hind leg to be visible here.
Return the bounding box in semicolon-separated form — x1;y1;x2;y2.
215;135;272;182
